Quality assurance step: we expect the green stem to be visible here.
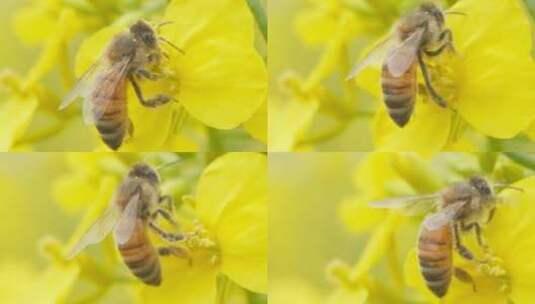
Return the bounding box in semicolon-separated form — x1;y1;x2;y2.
246;0;267;41
503;152;535;171
207;127;224;152
216;275;232;304
296;111;374;147
350;213;399;281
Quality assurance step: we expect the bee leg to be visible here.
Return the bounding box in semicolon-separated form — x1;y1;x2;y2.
135;69;161;81
424;29;454;56
453;223;475;261
454;267;477;292
153;208;179;228
143;95;174;108
486;207;496;224
130;76;174;108
473;223;489;251
149;221;185;242
159;195;175;213
127;119;134;137
158;246;192;266
417;51;447;108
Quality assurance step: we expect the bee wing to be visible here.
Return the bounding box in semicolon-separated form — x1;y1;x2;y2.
369;193;440;215
385;28;425;77
67;201;122;259
114;193;141;245
60;55;132;125
59;55;110;111
346;33;398;81
423;201;467;231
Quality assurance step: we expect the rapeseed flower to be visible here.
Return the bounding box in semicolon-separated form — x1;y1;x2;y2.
139;152;267;303
54;152;266;303
73;0;267;151
404;177;535;303
335;152;534;303
353;0;535;155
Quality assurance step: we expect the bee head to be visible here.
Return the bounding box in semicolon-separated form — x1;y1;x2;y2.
420;2;445;25
129;163;160;185
130;20;157;48
469;176;493;198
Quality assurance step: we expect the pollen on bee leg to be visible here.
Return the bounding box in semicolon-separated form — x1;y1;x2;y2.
476;253;511;295
424;52;462;108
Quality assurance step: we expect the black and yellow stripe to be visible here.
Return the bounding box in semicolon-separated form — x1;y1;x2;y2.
418;224;453;298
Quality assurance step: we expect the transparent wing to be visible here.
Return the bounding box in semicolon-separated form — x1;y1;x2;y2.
114;193;141;245
423;201;467;231
59;55;109;111
347;33;398;81
67;201;121;259
386;28;424;77
369;193;440;215
61;55;132;125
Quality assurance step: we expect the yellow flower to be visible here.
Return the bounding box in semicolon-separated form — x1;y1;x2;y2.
244;100;267;144
139;152;267;303
0;95;38;151
271;278;324;304
268;94;319;151
354;0;535;155
404;176;535;303
52;153;128;212
12;0;83;45
0;259;79;304
294;0;364;46
72;0;267;151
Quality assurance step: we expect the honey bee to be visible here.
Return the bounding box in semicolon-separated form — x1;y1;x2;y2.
347;2;464;127
59;20;182;150
369;176;520;298
68;163;190;286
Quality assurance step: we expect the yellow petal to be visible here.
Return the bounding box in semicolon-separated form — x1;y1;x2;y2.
162;0;267;129
448;0;535;138
338;196;386;233
195;153;267;292
271;277;324;304
295;7;342;46
490;177;535;302
0;96;38;151
139;258;217;304
326;287;368;304
13;4;58;45
268;95;319;151
0;259;79;304
171;40;267;129
243;100;267;144
525;121;535;141
52;173;99;213
373;101;451;157
163;0;255;49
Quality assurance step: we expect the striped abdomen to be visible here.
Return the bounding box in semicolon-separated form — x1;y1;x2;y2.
381;62;417;127
418;223;453;298
92;72;129;150
118;219;162;286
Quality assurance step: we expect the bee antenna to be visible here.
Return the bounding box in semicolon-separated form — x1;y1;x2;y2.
494;183;524;192
445;11;467;16
156;21;174;30
158;37;185;55
156;159;183;172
